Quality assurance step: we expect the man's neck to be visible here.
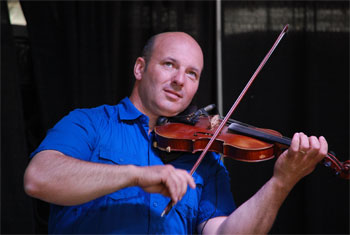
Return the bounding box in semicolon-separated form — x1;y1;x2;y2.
129;94;158;132
148;119;158;133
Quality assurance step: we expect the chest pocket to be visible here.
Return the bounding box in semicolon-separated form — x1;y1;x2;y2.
98;148;142;200
98;147;140;165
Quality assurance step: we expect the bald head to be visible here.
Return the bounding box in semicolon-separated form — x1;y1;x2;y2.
141;32;204;70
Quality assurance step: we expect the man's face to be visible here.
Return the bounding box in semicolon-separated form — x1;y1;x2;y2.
135;33;204;118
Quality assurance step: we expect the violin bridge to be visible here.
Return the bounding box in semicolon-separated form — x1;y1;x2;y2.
209;115;220;130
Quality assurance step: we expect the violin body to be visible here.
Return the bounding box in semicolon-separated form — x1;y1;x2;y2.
154;116;284;162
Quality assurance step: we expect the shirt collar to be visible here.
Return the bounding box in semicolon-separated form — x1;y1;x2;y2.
119;97;146;121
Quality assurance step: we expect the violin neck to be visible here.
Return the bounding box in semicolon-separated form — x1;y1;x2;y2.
228;121;291;146
227;119;349;180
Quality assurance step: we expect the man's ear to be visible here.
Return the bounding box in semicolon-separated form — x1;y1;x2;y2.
134;57;146;81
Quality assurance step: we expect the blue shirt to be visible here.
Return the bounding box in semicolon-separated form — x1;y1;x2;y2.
31;97;235;234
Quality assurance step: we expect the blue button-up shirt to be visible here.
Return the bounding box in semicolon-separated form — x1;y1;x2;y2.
31;97;235;234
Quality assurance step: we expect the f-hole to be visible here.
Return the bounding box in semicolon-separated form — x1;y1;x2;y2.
194;132;214;137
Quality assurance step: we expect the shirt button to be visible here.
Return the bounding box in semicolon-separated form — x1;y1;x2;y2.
153;202;158;207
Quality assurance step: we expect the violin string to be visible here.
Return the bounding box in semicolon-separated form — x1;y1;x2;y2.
222;117;346;172
222;117;292;142
223;117;345;172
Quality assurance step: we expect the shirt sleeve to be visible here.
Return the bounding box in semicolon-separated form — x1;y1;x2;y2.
30;109;97;160
196;153;236;226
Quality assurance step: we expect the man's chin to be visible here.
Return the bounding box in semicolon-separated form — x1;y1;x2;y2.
159;106;183;118
161;111;180;118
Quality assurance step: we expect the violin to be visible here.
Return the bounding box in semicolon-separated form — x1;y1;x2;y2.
154;112;350;180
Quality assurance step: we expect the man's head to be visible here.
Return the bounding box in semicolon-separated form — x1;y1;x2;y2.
130;32;204;124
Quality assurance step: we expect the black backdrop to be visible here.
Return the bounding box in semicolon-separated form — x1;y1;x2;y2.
2;1;349;234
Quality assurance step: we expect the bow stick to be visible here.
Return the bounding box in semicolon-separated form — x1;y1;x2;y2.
161;24;289;217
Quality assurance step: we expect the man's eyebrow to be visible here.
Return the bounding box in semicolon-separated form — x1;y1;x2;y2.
163;57;177;63
189;66;200;74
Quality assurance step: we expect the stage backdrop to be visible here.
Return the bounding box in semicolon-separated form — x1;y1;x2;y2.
2;1;349;234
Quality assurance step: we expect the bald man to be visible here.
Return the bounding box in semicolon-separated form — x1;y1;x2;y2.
24;32;327;234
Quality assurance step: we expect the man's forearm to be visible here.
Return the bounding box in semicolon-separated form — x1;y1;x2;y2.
24;150;138;206
217;177;294;234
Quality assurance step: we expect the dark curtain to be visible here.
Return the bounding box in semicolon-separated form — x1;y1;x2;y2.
2;1;348;234
222;1;349;234
1;1;35;234
19;1;217;134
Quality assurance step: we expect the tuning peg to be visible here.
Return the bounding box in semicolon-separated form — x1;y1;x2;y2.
324;160;331;168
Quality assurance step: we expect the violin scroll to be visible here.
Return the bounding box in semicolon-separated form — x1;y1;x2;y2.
323;154;350;180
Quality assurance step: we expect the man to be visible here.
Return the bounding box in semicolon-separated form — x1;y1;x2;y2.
24;32;327;234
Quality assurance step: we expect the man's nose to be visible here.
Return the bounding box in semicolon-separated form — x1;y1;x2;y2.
171;70;185;88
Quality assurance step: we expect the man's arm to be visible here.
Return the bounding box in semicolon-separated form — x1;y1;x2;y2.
199;132;328;234
24;150;195;206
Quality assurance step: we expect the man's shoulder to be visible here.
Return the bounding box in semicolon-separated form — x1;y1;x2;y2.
58;98;130;129
68;103;119;121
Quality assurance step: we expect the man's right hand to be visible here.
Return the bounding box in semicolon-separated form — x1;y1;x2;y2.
134;165;196;204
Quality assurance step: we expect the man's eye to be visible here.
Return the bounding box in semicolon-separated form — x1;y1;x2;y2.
188;71;198;79
164;62;173;67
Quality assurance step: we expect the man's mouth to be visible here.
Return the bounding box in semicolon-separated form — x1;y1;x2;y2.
164;89;182;99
